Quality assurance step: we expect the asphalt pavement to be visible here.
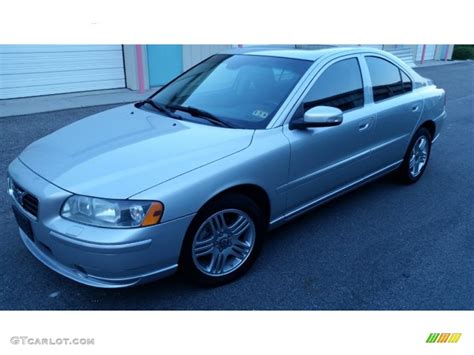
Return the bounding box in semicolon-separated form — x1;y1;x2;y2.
0;62;473;310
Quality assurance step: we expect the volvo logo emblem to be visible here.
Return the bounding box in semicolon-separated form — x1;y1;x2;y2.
17;190;26;205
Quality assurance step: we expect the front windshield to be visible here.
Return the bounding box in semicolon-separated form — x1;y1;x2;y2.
150;54;312;129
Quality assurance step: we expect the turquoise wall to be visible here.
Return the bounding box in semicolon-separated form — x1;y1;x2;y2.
147;45;183;87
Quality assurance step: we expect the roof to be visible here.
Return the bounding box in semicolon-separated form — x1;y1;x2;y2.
221;46;386;61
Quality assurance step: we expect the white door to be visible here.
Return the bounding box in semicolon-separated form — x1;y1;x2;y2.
416;45;437;61
0;45;125;99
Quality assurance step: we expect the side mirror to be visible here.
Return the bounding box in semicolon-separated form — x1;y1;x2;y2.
289;106;343;130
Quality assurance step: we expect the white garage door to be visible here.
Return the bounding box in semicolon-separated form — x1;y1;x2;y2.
416;45;437;61
0;45;125;99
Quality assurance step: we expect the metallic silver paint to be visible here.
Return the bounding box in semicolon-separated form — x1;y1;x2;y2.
8;47;446;287
302;106;343;125
18;105;254;200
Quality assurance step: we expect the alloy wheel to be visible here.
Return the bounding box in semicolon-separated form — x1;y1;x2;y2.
409;135;429;177
191;209;256;277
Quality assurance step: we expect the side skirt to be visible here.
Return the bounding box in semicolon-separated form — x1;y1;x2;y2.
269;160;403;230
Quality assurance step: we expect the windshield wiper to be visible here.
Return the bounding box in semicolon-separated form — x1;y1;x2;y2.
167;104;234;128
135;99;182;119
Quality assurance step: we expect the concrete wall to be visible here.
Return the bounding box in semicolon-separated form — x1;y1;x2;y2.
123;45;149;91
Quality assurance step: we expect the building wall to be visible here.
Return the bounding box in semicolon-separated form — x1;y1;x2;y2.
147;45;183;87
123;45;149;91
132;45;233;89
117;44;457;94
1;44;456;99
414;45;454;62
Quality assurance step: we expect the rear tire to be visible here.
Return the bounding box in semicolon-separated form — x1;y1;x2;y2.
180;193;264;286
398;127;432;184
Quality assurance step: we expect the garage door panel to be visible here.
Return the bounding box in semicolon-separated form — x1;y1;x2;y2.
1;51;125;74
1;68;126;89
0;45;125;99
0;45;122;54
1;79;126;99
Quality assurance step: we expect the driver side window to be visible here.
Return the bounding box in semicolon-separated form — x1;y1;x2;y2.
303;58;364;112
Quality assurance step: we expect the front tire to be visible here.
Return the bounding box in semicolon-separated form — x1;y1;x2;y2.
398;127;432;184
180;193;264;286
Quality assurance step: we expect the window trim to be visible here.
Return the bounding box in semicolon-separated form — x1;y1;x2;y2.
400;70;413;93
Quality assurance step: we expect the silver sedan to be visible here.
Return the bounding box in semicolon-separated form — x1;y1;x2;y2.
7;47;446;287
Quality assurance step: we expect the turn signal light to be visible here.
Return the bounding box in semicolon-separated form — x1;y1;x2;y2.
142;202;164;226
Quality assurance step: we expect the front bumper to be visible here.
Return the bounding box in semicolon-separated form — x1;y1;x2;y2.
8;158;195;288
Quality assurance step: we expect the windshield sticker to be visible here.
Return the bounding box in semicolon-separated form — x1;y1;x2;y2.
252;110;269;119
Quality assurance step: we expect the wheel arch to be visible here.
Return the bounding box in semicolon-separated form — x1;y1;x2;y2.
178;183;270;277
419;119;436;141
197;183;271;230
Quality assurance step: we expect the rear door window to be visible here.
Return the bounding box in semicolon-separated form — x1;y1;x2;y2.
366;56;411;102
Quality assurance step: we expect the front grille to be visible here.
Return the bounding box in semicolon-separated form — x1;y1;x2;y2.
21;193;39;217
9;179;39;218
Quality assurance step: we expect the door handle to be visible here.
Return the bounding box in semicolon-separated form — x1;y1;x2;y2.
412;105;419;112
358;122;369;131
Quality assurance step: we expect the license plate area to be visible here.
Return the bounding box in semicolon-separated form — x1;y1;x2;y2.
12;206;35;241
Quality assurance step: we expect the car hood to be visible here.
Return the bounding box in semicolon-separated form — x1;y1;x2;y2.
19;104;254;199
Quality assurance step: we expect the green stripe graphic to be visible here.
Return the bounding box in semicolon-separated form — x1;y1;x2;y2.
426;333;440;343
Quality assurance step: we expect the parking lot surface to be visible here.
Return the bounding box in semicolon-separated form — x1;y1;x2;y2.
0;62;472;310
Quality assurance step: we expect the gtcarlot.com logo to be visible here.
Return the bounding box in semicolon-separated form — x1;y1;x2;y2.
426;333;462;343
10;336;95;346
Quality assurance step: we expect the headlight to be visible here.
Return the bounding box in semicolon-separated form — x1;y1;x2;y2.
61;195;163;228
